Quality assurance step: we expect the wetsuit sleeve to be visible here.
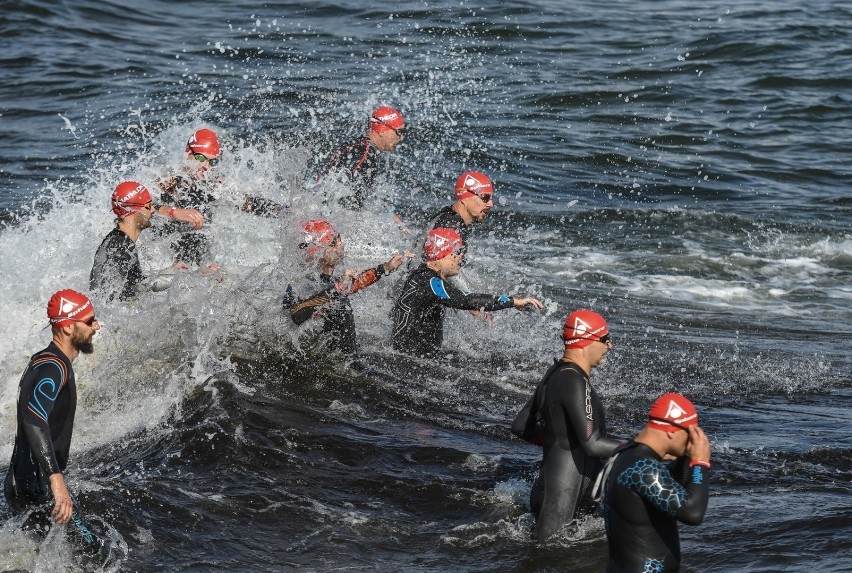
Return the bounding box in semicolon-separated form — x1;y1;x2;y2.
626;460;710;525
427;277;515;312
553;368;621;457
287;285;340;325
20;360;66;476
674;460;710;525
242;195;282;217
346;267;381;296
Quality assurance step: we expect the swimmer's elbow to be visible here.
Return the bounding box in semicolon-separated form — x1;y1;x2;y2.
679;512;705;526
677;503;708;525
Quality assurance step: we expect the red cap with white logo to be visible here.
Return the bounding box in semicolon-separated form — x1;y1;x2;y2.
111;181;152;219
186;128;221;158
648;393;699;432
562;309;608;349
424;228;464;261
369;106;404;133
47;289;94;328
454;171;494;200
299;219;337;257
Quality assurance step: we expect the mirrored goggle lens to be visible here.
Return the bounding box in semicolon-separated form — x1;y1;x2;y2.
193;153;219;166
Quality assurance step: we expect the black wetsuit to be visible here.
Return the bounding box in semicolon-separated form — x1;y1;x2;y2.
157;175;217;265
530;361;620;541
4;343;109;557
90;227;143;302
283;266;388;355
427;206;471;246
391;264;514;356
601;442;710;572
157;174;281;265
319;137;383;209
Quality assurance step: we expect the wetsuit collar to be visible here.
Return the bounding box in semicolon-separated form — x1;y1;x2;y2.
631;440;663;460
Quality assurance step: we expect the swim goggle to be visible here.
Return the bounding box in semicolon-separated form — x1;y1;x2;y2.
193;152;220;166
649;416;692;432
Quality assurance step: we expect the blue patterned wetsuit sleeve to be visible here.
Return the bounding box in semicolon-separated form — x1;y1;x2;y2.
617;458;709;525
428;277;514;311
21;359;66;476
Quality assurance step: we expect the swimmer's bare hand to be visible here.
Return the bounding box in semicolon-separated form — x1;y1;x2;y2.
468;310;495;326
384;254;407;272
170;207;205;229
172;262;189;272
49;473;73;526
200;264;224;281
513;297;544;310
687;425;711;464
337;269;357;291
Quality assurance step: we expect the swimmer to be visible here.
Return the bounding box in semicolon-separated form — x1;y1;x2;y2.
157;127;285;265
391;227;543;356
283;219;412;355
425;170;495;248
317;106;407;221
90;180;219;302
4;290;112;560
524;309;621;541
599;393;711;572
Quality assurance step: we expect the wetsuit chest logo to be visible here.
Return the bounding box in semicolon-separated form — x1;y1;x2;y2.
584;380;594;421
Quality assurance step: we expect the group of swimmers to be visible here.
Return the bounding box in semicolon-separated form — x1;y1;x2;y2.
4;106;711;571
512;309;712;571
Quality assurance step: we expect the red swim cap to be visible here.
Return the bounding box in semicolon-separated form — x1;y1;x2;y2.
186;128;220;158
369;106;404;133
424;227;464;261
299;219;337;256
563;309;608;349
454;171;494;200
47;289;94;328
648;393;699;432
111;181;152;219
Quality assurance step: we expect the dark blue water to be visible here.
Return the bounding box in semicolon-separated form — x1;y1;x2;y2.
0;1;849;571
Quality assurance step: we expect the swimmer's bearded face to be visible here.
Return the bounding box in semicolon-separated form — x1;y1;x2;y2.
133;207;153;230
71;323;95;355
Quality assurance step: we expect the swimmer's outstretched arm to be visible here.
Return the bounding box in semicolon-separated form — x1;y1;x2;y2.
151;204;205;229
285;284;338;325
343;252;412;295
429;277;544;313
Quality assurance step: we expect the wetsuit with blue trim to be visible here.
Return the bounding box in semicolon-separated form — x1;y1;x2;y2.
4;343;109;558
283;265;390;355
390;264;514;356
90;227;144;302
600;442;709;572
531;361;620;541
